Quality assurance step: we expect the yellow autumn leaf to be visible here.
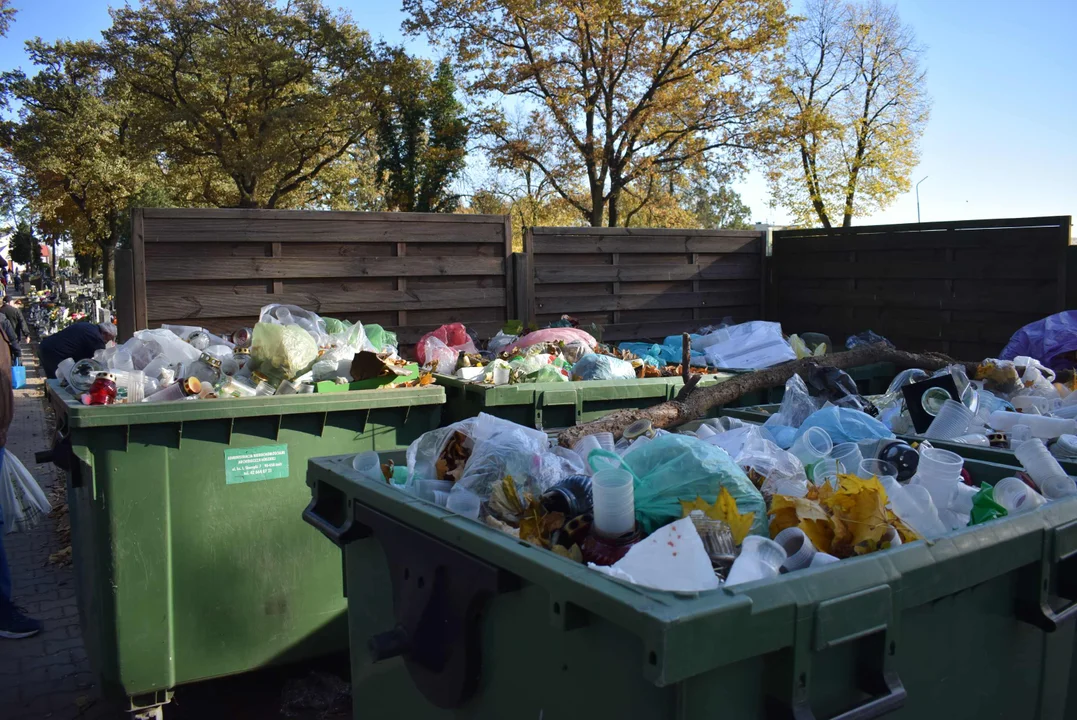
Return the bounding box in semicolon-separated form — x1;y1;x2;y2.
769;495;834;554
680;487;756;546
824;474;891;555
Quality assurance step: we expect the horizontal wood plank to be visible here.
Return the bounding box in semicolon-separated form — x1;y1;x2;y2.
534;258;759;284
142;208;509;224
147;287;506;321
531;226;762;238
143;218;506;243
775;216;1070;238
144;255;505;281
533;237;760;255
535;290;759;315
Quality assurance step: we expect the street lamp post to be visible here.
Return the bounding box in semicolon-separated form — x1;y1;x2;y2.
916;176;929;223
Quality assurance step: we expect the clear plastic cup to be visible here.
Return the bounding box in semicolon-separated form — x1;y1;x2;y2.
859;458;898;482
917;447;963;482
993;477;1046;514
415;479;453;503
351;451;384;482
1015;439;1067;486
572;435;604;472
924;399;973;440
446;488;483;519
790;427;833;467
1010;424;1033;449
725;536;786;587
831;443;863;475
591;468;636;537
1038;474;1077;500
593;432;616;452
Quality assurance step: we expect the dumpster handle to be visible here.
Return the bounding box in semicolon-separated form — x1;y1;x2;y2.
1019;520;1077;632
302;481;363;548
790;670;905;720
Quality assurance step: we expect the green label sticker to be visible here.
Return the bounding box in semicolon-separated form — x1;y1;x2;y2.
224;444;290;484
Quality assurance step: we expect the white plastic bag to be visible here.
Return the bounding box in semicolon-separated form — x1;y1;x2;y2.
701;321;797;369
2;451;51;534
421;336;460;373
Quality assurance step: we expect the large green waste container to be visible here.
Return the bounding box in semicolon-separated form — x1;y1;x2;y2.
46;381;444;718
435;373;735;429
718;403;1077;476
305;453;1077;720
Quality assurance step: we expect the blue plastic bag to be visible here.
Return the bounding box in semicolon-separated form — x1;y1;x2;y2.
588;434;768;537
11;359;25;390
792;406;893;446
1000;311;1077;374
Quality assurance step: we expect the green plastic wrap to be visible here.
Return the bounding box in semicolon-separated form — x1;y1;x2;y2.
588;435;768;537
365;324;398;353
969;482;1008;525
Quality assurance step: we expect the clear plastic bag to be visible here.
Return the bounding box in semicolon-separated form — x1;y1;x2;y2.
764;374;820;431
793;406;894;446
421;336;460;373
416;323;477;364
700;321;796;369
312;346;356;382
250;322;319;379
590;434;768;537
487;331;518;355
570;354;635;381
259;303;330;346
561;339;593;365
729;425;809;497
2;451;51;533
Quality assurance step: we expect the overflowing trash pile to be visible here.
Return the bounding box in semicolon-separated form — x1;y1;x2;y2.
53;304;426;405
427;318;829;386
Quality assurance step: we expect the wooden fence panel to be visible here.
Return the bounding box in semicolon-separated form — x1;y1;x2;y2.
527;227;767;342
128;208;513;345
771;216;1072;360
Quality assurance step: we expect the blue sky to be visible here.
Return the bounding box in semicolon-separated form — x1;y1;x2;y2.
1;0;1074;227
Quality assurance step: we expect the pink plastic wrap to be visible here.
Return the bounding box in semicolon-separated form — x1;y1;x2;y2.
505;328;597;355
415;323;478;364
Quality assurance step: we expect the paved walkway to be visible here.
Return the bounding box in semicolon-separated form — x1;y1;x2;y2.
0;345;116;719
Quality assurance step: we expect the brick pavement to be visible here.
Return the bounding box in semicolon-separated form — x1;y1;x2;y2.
0;345;118;719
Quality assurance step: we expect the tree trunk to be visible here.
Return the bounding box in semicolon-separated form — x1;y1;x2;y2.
100;243;116;296
557;344;978;447
608;188;620;227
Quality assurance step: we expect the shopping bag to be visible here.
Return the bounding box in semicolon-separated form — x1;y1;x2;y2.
2;451;50;533
11;358;25;389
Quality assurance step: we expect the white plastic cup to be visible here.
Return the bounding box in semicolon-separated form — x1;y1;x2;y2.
591;468;636;537
446;488;483;519
989;411;1077;440
774;527;816;572
725;535;786;587
351;451;384;482
924;400;974;440
952;434;990;447
1010;424;1033;449
415;479;453;503
1015;439;1067;486
593;432;616;453
492;366;510;385
813;459;840;487
432;490;450;506
1051;435;1077;459
831;443;863;475
993;477;1047;514
881;526;902;548
1012;396;1048;415
790;427;833;467
694;424;717;440
1038;474;1077;500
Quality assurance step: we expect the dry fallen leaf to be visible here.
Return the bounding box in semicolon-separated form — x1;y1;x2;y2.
680;487;756;545
551;544;584;563
823;474;891;555
769;495;835;554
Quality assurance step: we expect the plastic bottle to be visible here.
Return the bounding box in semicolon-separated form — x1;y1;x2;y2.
725;536;786;587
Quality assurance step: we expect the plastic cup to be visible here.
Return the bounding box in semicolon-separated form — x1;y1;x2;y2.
1009;424;1033;449
790;427;833;467
593;432;616;453
917;447;963;482
492;366;510;385
1015;439;1067;486
572;435;603;472
774;527;816;572
810;552;840;567
924;399;974;440
859;458;898;482
591;468;636;537
351;451;384;482
446;488;482;519
831;443;863;475
415;479;453;503
694;424;717;440
812;459;841;488
993;477;1046;514
1051;435;1077;459
725;536;786;587
1038;474;1077;500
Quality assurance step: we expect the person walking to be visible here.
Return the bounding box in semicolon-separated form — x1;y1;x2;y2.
0;296;29;363
0;314;42;638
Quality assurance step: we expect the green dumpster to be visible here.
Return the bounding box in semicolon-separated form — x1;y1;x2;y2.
306;453;1077;720
435;373;735;429
46;381;444;718
718;403;1077;476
